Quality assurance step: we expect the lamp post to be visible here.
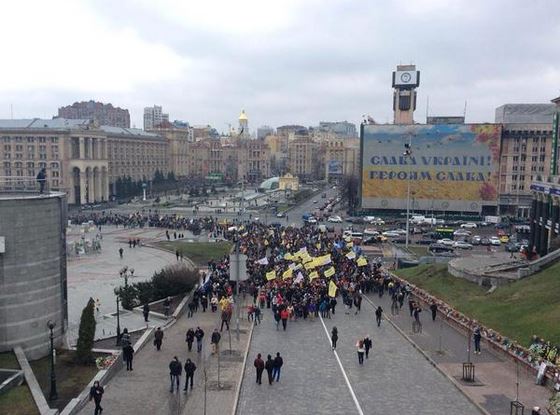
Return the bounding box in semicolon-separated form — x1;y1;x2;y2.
404;136;413;249
115;294;121;346
47;320;58;401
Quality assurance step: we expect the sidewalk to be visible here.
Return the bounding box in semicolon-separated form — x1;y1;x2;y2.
366;292;551;413
79;300;251;415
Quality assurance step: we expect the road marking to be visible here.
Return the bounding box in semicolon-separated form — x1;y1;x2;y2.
319;315;365;415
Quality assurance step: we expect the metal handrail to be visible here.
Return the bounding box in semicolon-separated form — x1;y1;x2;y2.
0;176;49;193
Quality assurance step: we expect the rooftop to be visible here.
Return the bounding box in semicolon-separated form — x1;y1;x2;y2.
495;104;557;124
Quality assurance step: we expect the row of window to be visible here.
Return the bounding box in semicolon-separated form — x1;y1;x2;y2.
512;146;547;153
512;155;546;162
2;136;59;143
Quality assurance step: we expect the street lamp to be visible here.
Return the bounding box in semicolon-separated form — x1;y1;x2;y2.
115;294;121;346
47;320;58;401
404;138;413;249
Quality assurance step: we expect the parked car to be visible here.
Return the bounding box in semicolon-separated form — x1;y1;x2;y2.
382;231;401;238
453;241;473;249
471;235;482;245
328;215;343;223
453;229;471;237
429;243;455;253
276;212;285;218
461;222;478;229
480;237;491;246
436;238;454;246
306;217;317;224
489;236;501;246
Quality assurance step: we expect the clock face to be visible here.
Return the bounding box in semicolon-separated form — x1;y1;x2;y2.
400;72;411;83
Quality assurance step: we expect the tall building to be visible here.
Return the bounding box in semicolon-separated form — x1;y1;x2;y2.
238;110;249;137
317;121;357;138
277;125;307;137
143;105;169;130
257;125;274;140
392;64;420;124
496;101;559;216
287;134;322;181
58;100;130;128
325;137;359;181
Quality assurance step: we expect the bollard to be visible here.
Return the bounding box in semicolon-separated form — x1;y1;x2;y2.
462;362;475;382
510;401;524;415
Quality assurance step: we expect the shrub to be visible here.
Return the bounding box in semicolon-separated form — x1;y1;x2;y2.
132;263;199;304
76;298;96;364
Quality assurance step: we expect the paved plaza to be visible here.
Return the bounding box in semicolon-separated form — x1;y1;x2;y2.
237;302;479;415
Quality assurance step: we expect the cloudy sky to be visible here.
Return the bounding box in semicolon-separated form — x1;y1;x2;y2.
1;0;559;132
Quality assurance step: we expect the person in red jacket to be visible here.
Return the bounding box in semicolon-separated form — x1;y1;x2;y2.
254;353;265;384
280;307;289;331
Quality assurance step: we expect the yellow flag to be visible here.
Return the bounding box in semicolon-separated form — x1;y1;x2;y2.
328;280;338;298
357;256;368;267
324;266;335;278
345;251;356;260
266;270;276;281
304;260;317;270
282;269;293;280
316;243;321;249
284;253;293;261
308;271;319;280
347;241;353;248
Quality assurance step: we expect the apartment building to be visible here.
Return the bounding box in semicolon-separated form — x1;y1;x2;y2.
58;100;130;128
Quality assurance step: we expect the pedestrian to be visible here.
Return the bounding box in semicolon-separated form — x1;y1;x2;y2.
272;352;283;382
354;292;362;315
36;168;47;193
330;297;337;315
331;326;338;350
183;359;196;392
363;335;372;359
356;339;365;365
154;327;164;351
280;307;289;331
413;305;422;332
185;328;195;352
188;300;196;318
375;306;383;327
220;307;230;331
194;326;204;353
254;353;265;384
163;297;171;318
201;294;208;312
473;327;482;354
211;328;221;354
211;295;218;312
274;309;281;330
169;356;182;393
121;328;131;347
176;250;180;261
254;306;261;325
532;406;541;415
119;247;124;259
265;354;274;385
123;343;134;371
143;303;150;322
408;298;415;316
430;301;438;321
89;380;104;415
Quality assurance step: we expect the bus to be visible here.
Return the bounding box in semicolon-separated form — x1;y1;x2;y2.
434;228;454;239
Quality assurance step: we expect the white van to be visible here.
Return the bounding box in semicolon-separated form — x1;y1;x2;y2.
343;230;363;240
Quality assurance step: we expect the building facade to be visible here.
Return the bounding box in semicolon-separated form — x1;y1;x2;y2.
317;121;357;138
58;100;130;128
143;105;169;130
325;137;359;181
287;135;322;181
257;125;274;140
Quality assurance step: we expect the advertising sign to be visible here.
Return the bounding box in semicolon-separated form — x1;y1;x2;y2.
360;124;501;212
327;160;343;175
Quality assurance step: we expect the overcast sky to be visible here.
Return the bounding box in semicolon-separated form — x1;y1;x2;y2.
1;0;559;133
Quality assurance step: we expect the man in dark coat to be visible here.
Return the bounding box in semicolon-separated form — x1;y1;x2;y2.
363;335;372;359
154;327;164;351
194;327;204;352
211;328;221;354
143;303;150;322
123;343;134;371
264;354;274;385
430;302;438;321
272;352;283;382
89;380;104;415
254;353;264;384
169;356;182;393
36;168;46;193
185;328;195;352
183;359;197;391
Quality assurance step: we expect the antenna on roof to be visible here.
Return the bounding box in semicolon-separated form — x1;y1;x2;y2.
10;104;13;119
426;96;429;120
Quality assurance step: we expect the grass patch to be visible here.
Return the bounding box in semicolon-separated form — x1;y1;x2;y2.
395;263;560;347
0;351;20;370
0;384;39;415
157;241;232;266
30;349;100;411
404;245;428;258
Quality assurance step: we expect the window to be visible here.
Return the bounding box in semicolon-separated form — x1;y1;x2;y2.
512;174;518;181
532;156;537;162
512;184;517;190
39;162;46;169
51;137;58;143
2;136;10;142
513;147;519;152
38;137;46;143
513;165;518;171
4;145;10;152
520;175;525;181
16;145;23;151
513;156;519;162
519;184;525;191
52;171;59;177
27;137;34;143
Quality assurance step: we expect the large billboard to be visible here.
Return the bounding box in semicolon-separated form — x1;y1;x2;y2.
360;124;501;213
327;160;343;175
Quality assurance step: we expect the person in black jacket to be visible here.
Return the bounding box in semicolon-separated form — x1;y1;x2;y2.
183;359;196;391
154;327;164;351
264;354;274;385
143;303;150;322
89;380;104;415
211;329;221;354
430;302;438;321
254;353;264;384
36;168;46;193
123;343;134;371
194;327;204;352
363;335;372;359
375;306;383;327
272;352;283;382
169;356;182;393
331;326;338;350
185;328;195;352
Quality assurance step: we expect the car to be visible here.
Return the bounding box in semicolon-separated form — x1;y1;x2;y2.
429;243;455;253
328;215;343;223
312;200;318;204
505;242;521;252
480;237;491;246
471;235;482;245
276;212;285;218
363;235;382;245
382;231;401;237
436;238;454;246
453;241;473;249
393;229;408;235
489;236;501;246
306;217;317;224
453;229;471;237
461;222;478;229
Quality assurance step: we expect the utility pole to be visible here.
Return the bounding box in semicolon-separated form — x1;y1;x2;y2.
404;135;413;249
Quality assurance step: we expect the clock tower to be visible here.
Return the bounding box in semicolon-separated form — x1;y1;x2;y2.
392;64;420;124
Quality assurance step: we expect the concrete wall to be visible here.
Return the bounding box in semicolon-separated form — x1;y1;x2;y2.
0;193;67;360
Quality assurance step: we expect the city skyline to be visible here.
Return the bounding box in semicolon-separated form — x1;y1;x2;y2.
0;0;559;131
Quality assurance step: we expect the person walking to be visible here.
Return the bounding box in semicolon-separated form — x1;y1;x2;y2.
89;380;104;415
280;307;289;331
363;335;372;359
356;339;365;365
375;306;383;327
154;327;164;351
183;359;196;392
163;297;171;318
169;356;182;393
272;352;283;382
254;353;265;384
274;309;281;330
119;247;124;259
194;327;204;353
331;326;338;350
211;329;221;354
142;303;150;322
123;343;134;371
185;328;195;352
220;308;230;331
36;167;47;193
264;354;274;385
430;301;438;322
473;327;482;354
